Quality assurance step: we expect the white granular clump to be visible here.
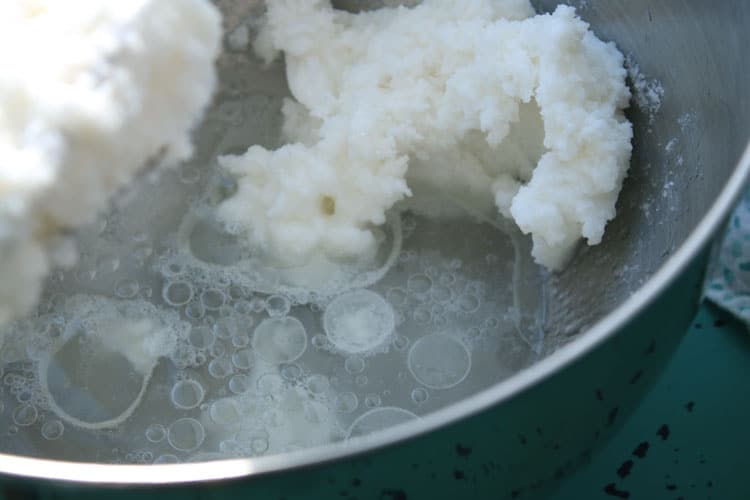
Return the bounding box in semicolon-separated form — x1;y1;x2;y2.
626;54;665;119
217;0;632;271
0;0;222;329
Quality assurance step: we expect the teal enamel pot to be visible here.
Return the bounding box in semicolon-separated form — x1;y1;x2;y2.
1;1;750;498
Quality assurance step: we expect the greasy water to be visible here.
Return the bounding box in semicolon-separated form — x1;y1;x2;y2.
0;47;548;463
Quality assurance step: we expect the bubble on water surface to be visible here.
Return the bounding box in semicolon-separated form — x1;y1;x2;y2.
252;317;307;363
167;418;205;452
231;349;254;370
334;392;358;413
228;374;252;394
410;387;429;404
200;288;225;310
145;424;166;443
170;379;205;410
208;357;234;379
188;326;215;350
12;404;37;426
41;419;64;440
162;281;194;307
323;290;394;354
407;334;471;389
266;295;291;317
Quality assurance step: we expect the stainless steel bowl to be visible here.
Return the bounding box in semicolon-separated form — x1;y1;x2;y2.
1;0;749;497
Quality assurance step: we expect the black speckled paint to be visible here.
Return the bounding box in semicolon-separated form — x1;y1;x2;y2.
629;370;644;384
603;482;630;498
607;407;620;426
657;424;671;441
645;339;656;355
616;460;634;479
379;489;408;500
633;441;650;459
455;444;472;457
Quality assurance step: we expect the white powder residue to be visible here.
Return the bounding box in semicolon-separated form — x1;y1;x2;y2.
625;54;665;121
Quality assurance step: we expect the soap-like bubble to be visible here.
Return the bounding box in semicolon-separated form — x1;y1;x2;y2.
170;379;205;410
347;407;418;439
407;334;471;389
162;261;185;278
344;356;365;374
392;334;410;351
385;287;407;307
184;301;205;320
364;393;381;408
208;357;234;379
212;317;238;340
233;300;253;315
306;374;330;395
188;326;215;350
457;293;480;313
252;317;307;364
311;334;329;350
12;404;38;427
145;423;167;443
280;363;302;381
407;274;432;294
334;392;359;413
231;349;254;370
41;419;64;440
209;399;242;426
210;342;227;358
410;387;429;404
236;429;270;455
167;418;205;452
228;374;252;394
200;288;226;310
162;281;194;307
266;295;291;317
114;279;140;299
323;290;394;354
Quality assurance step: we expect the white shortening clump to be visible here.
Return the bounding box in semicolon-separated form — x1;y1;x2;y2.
217;0;632;270
0;0;222;328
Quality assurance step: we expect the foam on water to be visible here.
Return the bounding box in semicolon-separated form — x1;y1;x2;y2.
323;290;395;355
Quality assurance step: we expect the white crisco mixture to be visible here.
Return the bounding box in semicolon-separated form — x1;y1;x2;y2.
0;0;222;333
217;0;633;270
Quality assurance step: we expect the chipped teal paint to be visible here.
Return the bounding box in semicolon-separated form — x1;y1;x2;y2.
549;303;750;499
